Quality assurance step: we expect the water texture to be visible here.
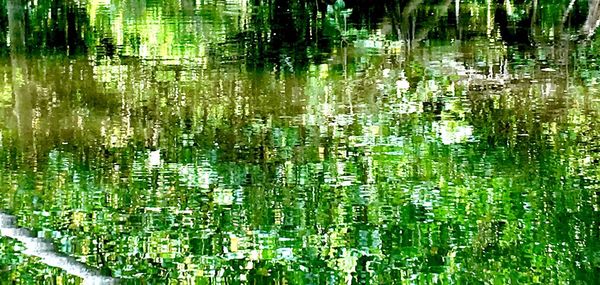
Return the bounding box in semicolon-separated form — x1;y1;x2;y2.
0;0;599;284
0;213;116;284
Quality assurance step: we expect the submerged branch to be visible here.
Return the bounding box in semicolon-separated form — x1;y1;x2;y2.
0;213;117;285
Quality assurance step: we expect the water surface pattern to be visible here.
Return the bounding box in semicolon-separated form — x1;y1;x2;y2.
0;0;600;284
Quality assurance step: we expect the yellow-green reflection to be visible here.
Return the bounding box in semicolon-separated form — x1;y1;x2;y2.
0;0;599;284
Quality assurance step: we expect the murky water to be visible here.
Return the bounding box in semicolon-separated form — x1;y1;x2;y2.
0;0;599;284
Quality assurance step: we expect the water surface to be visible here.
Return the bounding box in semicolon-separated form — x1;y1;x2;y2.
0;0;599;284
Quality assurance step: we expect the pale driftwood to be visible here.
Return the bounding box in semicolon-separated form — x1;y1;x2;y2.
0;213;117;285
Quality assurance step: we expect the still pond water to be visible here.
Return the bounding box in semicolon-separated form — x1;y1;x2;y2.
0;0;600;284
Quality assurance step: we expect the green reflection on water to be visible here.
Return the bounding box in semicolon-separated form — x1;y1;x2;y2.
1;0;600;284
0;237;83;284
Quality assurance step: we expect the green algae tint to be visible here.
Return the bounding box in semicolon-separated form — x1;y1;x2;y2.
0;0;599;284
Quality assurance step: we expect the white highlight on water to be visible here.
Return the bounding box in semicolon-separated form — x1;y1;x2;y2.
0;213;117;284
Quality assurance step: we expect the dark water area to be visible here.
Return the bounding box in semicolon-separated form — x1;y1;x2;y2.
0;0;600;284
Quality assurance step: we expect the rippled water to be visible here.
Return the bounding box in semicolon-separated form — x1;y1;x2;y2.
0;0;599;284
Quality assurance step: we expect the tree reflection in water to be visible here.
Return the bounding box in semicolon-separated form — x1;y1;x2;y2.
0;0;599;283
